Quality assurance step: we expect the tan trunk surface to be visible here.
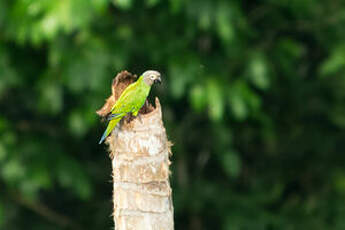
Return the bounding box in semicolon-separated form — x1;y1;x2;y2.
97;71;174;230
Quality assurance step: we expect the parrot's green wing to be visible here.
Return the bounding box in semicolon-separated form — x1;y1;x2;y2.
99;77;151;144
111;82;140;114
111;78;151;115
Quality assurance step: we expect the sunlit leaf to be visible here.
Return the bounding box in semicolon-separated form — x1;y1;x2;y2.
216;2;235;43
228;81;261;120
207;79;224;121
113;0;132;10
1;159;25;183
248;54;270;90
229;93;248;121
320;46;345;77
189;84;207;112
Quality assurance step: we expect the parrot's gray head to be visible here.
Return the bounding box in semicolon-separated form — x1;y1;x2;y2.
142;70;161;86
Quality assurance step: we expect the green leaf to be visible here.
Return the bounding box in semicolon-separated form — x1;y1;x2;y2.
169;56;199;99
64;38;110;93
229;93;248;121
19;179;40;200
146;0;160;7
30;164;52;190
333;171;345;194
0;49;18;97
228;81;261;121
194;1;213;30
170;74;187;99
189;84;207;112
216;2;235;43
248;54;270;90
0;0;6;26
169;0;183;13
113;0;132;10
207;79;224;121
221;151;241;178
1;159;26;183
320;46;345;77
39;13;59;40
68;111;88;137
198;11;212;30
277;39;304;59
330;105;345;128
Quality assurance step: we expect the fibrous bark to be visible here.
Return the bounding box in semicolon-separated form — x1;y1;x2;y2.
97;71;174;230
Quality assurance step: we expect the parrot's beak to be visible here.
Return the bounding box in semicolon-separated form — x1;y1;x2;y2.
154;77;161;84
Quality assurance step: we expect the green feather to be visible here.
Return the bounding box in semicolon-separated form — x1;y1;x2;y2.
99;76;151;144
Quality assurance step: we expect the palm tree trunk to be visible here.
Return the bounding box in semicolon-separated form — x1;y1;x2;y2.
97;71;174;230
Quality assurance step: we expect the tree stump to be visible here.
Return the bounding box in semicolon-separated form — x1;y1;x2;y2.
97;71;174;230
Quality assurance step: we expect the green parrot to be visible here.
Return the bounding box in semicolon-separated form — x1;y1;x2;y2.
99;70;161;144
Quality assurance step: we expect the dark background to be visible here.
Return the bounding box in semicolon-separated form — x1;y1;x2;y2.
1;0;345;229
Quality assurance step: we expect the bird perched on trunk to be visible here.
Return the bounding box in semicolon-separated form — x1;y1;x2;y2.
99;70;161;144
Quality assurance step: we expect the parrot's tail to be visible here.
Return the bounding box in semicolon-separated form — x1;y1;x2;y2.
99;116;123;144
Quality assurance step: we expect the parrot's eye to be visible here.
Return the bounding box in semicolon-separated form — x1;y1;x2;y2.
150;75;155;79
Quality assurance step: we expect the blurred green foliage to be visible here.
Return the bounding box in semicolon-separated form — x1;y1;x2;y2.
1;0;345;229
